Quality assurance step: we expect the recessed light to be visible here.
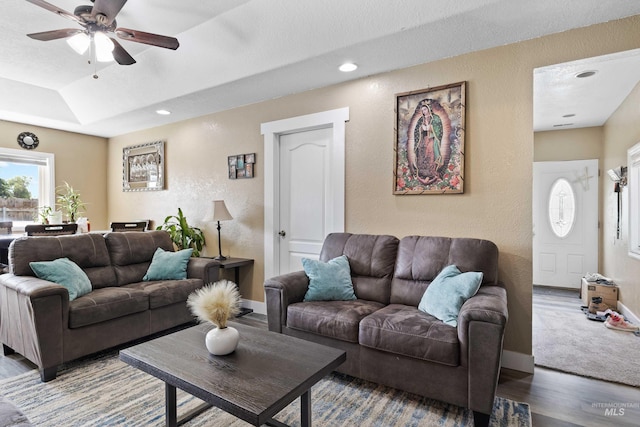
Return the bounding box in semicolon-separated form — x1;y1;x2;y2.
156;109;171;115
553;123;574;127
575;70;597;78
339;63;358;72
562;114;576;118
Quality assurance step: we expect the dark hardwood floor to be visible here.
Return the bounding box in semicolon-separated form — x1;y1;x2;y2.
2;308;639;426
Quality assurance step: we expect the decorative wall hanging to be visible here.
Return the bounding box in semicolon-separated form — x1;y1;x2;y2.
123;140;165;191
394;82;466;194
17;132;39;150
228;153;255;179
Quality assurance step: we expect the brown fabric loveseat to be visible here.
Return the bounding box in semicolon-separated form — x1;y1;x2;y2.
0;231;219;382
264;233;508;427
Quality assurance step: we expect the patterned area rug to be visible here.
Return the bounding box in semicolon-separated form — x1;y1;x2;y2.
533;291;640;387
0;355;530;426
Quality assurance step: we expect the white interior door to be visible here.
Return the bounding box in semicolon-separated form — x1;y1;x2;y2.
262;107;348;281
533;160;599;288
278;128;332;273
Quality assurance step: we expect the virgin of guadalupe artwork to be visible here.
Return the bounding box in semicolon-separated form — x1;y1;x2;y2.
394;82;466;194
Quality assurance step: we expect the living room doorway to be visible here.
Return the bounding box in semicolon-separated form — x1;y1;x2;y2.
532;159;599;288
261;107;349;281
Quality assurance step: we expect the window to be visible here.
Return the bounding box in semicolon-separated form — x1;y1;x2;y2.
0;147;55;233
548;178;576;238
628;141;640;260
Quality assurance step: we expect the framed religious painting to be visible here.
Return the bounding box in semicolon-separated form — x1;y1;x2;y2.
394;82;466;194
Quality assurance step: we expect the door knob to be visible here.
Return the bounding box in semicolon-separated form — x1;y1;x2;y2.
278;230;286;237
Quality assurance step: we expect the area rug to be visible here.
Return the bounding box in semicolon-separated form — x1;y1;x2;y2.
0;355;530;427
533;291;640;387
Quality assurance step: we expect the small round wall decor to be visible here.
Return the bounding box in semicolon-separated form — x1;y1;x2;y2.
17;132;39;150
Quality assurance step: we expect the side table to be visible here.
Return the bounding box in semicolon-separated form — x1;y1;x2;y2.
209;257;254;317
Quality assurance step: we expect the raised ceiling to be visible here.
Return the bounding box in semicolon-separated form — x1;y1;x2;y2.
2;0;640;137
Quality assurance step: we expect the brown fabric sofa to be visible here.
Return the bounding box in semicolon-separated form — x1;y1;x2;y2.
0;231;220;382
264;233;508;427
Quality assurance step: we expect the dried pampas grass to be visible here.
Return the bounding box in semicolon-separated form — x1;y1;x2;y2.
187;280;241;329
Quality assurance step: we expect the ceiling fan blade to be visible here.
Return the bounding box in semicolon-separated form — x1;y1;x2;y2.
91;0;127;26
116;28;179;50
25;0;82;24
111;39;136;65
27;28;83;41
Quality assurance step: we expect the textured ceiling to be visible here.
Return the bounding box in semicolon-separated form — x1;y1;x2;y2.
1;0;640;137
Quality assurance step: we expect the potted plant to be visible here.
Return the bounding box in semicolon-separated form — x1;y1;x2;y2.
36;205;53;224
56;182;86;223
187;280;241;355
156;208;206;257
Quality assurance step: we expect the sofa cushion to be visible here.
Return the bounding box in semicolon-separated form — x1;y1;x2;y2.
359;304;460;366
29;258;92;301
124;278;203;309
418;265;483;327
68;287;149;329
302;255;356;302
105;231;175;286
143;248;193;281
287;300;385;343
390;236;498;306
319;233;399;304
9;233;116;288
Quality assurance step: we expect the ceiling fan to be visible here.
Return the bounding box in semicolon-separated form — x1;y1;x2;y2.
25;0;179;67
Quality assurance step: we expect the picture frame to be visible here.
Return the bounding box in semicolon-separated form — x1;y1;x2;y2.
394;82;466;194
123;140;165;192
228;152;255;179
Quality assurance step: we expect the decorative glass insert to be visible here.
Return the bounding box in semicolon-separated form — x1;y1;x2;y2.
548;178;576;238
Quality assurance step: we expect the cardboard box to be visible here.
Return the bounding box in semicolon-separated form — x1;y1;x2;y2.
581;278;618;307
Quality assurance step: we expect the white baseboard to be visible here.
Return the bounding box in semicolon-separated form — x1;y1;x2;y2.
501;350;535;374
617;300;639;325
241;299;267;315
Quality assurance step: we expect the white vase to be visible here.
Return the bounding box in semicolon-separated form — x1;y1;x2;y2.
205;326;240;355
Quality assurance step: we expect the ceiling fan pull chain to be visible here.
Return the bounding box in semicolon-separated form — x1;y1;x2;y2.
90;33;99;79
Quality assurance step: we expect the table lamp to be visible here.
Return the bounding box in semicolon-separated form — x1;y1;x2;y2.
211;200;233;260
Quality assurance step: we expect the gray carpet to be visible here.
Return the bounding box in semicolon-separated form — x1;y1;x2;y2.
533;289;640;386
0;355;531;427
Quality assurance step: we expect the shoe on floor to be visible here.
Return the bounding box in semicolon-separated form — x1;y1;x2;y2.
604;312;639;332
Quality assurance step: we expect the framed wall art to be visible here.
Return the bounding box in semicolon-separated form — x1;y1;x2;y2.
394;81;466;194
123;140;165;191
229;153;255;179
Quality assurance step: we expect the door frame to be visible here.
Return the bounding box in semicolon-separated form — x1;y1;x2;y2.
261;107;349;281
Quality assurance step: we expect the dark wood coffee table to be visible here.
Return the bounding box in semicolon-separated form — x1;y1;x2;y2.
120;322;345;427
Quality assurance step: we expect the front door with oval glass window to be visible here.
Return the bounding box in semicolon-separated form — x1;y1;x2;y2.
533;159;599;288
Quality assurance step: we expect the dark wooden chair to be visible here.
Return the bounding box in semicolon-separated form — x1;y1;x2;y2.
110;221;148;232
0;221;13;235
25;224;78;236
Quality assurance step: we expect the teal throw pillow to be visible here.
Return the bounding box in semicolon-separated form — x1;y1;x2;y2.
418;264;483;327
302;255;357;302
30;258;92;301
143;247;193;281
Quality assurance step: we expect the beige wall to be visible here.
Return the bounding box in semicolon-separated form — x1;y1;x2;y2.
0;120;108;229
602;81;640;315
107;16;640;357
534;127;603;162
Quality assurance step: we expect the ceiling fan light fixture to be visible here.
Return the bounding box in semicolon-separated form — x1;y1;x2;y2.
67;32;90;55
94;32;115;62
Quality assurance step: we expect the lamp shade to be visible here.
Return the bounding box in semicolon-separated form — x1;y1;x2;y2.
212;200;233;222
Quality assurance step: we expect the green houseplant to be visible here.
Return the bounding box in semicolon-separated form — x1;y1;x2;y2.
56;182;86;223
36;205;53;224
156;208;206;257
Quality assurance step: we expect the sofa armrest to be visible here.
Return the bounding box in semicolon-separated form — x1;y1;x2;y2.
0;274;68;373
264;271;309;333
187;257;221;284
457;284;508;415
